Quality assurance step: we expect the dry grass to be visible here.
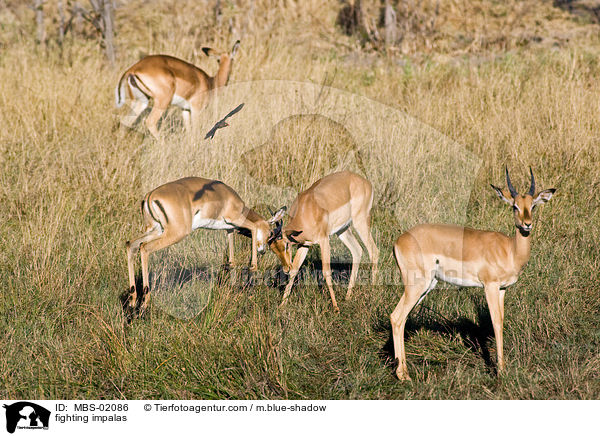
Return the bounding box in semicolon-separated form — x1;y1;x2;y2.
0;0;599;399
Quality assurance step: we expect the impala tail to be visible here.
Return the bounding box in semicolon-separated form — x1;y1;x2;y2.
115;72;128;108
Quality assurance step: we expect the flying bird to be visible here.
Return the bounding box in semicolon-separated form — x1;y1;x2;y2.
204;103;245;139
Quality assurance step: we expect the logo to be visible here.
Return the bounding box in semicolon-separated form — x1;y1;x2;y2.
2;402;50;434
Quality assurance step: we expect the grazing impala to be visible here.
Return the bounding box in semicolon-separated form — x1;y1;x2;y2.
125;176;287;318
115;40;240;138
271;171;379;312
391;168;555;380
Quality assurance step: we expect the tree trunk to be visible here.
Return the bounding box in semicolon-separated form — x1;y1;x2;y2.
102;0;116;64
57;0;65;45
34;0;45;44
214;0;222;25
384;0;397;48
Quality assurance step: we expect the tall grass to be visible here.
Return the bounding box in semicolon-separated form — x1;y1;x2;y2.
0;0;599;399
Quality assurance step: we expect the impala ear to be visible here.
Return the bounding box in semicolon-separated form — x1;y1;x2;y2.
202;47;216;57
533;188;556;206
286;230;303;244
231;40;240;58
268;206;287;224
268;221;283;244
491;184;513;205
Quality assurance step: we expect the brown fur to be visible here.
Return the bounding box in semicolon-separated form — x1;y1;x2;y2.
278;171;379;311
116;41;240;138
391;169;555;380
125;176;282;318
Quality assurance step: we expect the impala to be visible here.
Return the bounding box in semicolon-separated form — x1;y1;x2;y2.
115;40;240;138
125;176;287;318
271;171;379;312
391;167;555;380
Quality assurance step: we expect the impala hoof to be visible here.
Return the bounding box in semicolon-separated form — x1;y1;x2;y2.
121;287;137;323
396;370;411;381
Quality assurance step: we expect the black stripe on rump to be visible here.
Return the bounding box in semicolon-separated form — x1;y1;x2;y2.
153;200;169;224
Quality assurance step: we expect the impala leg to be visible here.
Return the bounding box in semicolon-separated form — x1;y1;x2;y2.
144;87;172;139
352;217;379;285
189;107;198;136
226;216;258;272
122;99;148;129
319;238;339;312
125;224;162;314
338;229;362;300
145;104;167;139
280;245;309;308
226;230;238;285
484;283;505;374
126;242;137;295
392;240;436;380
249;228;258;272
391;280;431;380
121;79;149;129
227;230;235;267
499;288;506;370
499;288;506;325
189;96;208;135
138;227;189;316
181;109;192;133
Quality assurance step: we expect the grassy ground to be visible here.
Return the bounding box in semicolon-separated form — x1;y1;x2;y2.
0;0;599;399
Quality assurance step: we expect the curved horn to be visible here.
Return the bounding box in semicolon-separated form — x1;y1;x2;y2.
268;206;287;224
505;166;518;198
528;167;535;197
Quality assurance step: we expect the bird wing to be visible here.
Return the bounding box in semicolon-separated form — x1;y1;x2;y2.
204;126;217;140
204;103;244;140
222;103;244;120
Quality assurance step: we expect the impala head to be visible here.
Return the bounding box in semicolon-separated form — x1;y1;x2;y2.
491;167;555;237
266;206;295;273
202;40;240;87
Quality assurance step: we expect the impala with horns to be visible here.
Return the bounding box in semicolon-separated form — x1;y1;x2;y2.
271;171;379;312
125;176;287;318
115;40;240;138
391;167;555;380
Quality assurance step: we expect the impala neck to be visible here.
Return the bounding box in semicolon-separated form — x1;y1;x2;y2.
213;57;233;88
513;227;532;270
244;207;264;225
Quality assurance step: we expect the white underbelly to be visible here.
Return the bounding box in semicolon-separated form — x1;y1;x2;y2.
435;270;483;288
171;94;191;110
435;258;484;288
192;214;235;231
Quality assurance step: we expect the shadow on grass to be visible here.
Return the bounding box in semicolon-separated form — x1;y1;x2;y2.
288;259;358;286
377;294;497;376
273;258;360;300
116;105;186;137
120;257;362;322
119;263;260;323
